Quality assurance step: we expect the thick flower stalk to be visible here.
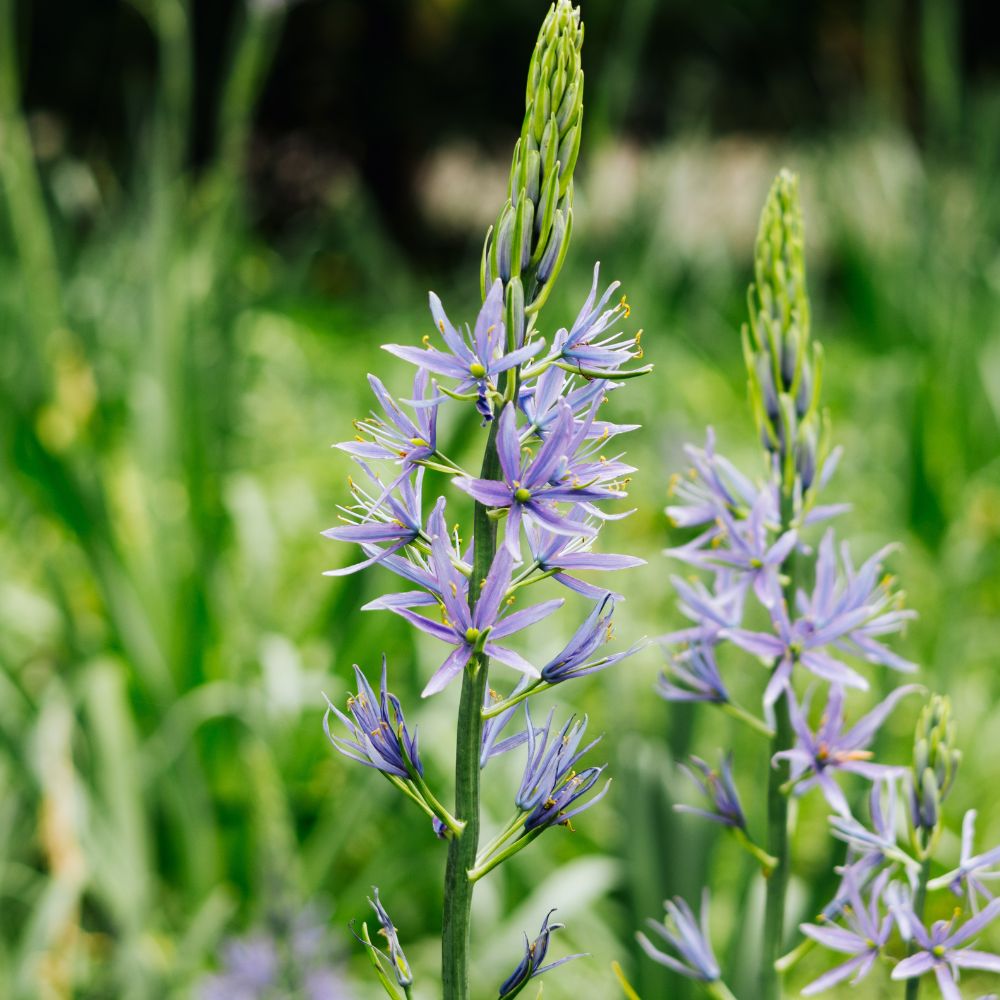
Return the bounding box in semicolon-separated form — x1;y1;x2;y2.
322;4;647;997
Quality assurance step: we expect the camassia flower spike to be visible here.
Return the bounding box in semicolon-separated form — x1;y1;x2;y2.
322;3;649;996
635;171;994;1000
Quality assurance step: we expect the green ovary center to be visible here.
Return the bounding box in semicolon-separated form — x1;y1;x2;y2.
469;362;487;378
464;627;481;644
514;487;532;503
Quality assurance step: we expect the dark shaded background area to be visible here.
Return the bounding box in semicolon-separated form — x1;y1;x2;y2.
19;0;999;251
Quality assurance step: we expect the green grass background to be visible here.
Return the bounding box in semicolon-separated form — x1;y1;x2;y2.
2;2;1000;997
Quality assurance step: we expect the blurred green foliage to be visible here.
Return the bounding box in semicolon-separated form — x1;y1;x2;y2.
2;1;1000;998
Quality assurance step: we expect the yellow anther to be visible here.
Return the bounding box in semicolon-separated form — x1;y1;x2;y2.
450;581;458;597
620;295;630;318
423;334;432;346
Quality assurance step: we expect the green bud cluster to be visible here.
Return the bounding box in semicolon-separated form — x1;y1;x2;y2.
743;170;827;499
481;0;584;337
910;694;962;853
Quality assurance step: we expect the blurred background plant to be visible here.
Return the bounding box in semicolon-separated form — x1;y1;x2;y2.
1;0;999;997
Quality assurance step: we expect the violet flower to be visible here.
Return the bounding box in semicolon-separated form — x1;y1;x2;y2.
454;403;622;557
773;684;919;816
665;492;796;608
520;365;637;441
725;537;917;723
323;658;422;780
323;466;424;577
337;370;440;487
552;261;646;375
369;500;562;696
929;809;1000;912
383;280;541;420
637;890;722;983
524;511;645;600
891;898;1000;999
540;594;644;683
481;678;534;768
676;753;746;830
799;870;893;994
656;644;730;704
665;428;768;529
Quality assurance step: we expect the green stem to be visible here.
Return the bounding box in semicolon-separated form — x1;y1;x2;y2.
721;700;775;739
761;501;798;1000
441;418;501;1000
731;827;778;876
704;980;740;1000
904;857;932;1000
482;679;548;719
775;935;815;974
469;829;542;882
761;692;792;1000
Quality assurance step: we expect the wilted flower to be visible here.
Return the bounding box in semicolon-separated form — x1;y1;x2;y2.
496;910;584;999
515;708;608;832
540;594;644;683
675;753;746;830
356;888;413;990
323;658;422;780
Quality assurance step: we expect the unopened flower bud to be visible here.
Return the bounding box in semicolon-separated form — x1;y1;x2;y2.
483;0;584;311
